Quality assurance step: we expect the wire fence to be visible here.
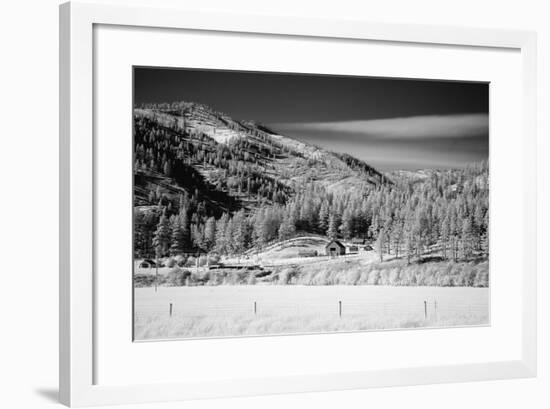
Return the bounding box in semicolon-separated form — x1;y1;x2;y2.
135;293;488;322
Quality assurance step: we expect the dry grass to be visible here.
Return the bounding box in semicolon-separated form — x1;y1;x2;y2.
294;259;489;287
134;309;488;340
133;285;489;340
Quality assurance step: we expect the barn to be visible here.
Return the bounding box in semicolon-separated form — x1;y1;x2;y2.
325;240;346;257
138;259;158;269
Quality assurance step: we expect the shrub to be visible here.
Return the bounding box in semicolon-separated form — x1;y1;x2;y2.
190;270;210;285
440;275;453;287
222;269;249;285
247;272;257;285
378;269;391;285
367;269;380;285
278;266;299;284
345;268;361;285
133;274;156;287
208;253;221;265
133;273;166;287
389;267;401;285
165;257;177;268
166;269;192;286
474;269;489;287
357;269;370;285
174;254;187;267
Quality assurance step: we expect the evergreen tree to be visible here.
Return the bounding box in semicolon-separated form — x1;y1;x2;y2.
179;209;190;249
204;217;216;251
214;213;229;254
153;212;171;257
441;213;451;260
191;223;205;250
232;210;249;255
461;217;474;260
278;211;296;241
169;218;185;256
390;219;403;257
339;208;354;240
375;229;387;262
327;212;340;239
404;229;415;265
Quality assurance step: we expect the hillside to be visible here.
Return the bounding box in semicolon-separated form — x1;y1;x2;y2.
134;102;388;219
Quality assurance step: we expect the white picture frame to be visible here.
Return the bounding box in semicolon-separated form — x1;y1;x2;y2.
59;1;537;407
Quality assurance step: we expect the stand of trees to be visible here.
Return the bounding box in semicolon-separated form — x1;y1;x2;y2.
135;161;488;264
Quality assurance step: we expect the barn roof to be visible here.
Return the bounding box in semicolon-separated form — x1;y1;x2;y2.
325;239;345;249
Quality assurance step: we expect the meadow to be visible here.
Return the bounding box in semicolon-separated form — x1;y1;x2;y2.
134;285;489;340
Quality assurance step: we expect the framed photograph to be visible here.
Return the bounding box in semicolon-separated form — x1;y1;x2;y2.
59;1;537;406
132;67;492;341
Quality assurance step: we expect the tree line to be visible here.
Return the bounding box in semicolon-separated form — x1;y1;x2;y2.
135;160;488;264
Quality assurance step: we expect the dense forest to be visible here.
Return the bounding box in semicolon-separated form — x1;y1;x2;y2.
133;103;489;265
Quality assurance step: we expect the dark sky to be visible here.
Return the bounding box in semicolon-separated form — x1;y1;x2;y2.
134;67;489;170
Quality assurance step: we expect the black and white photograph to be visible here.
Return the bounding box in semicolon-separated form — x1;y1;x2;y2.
132;67;489;340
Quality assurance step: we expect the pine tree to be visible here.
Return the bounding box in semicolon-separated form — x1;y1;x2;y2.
390;219;403;257
450;207;459;262
215;213;229;254
253;209;268;247
441;213;450;260
169;218;185;256
461;217;474;260
153;212;171;258
473;204;485;251
191;223;205;250
204;217;216;251
224;217;235;255
375;229;386;262
404;229;415;265
339;208;354;240
179;209;190;249
327;212;340;239
232;210;249;256
278;211;296;241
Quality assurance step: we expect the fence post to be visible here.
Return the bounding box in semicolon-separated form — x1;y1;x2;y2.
424;300;427;319
155;256;159;293
169;303;173;317
339;301;342;318
254;301;257;315
434;300;437;319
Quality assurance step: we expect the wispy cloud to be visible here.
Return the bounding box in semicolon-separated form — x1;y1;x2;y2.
267;113;488;171
270;113;488;141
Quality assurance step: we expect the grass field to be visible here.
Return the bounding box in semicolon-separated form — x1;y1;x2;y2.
134;285;489;340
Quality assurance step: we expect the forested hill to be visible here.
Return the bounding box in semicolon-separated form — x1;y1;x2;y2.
133;101;488;263
133;101;387;217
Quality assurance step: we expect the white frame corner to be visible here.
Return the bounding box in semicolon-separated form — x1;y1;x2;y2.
59;1;537;406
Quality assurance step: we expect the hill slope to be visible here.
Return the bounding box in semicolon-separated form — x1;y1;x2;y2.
133;101;387;217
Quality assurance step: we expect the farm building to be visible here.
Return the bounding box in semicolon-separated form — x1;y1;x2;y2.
325;240;346;257
138;259;158;269
351;238;366;245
